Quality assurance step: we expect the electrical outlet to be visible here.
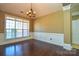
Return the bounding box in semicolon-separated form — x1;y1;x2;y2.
50;38;52;40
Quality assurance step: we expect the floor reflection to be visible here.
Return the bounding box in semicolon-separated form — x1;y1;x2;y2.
0;40;77;56
5;45;15;56
4;44;23;56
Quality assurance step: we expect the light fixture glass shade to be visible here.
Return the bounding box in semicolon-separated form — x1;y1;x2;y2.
26;12;29;14
29;10;31;13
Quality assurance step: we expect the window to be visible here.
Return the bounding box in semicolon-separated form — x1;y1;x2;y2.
16;21;22;37
5;16;29;39
23;23;29;36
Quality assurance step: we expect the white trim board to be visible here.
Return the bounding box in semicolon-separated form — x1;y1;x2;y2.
0;37;31;45
63;44;72;50
63;4;71;11
72;12;79;16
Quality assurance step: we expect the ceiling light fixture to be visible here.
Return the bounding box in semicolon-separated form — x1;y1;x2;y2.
26;3;36;19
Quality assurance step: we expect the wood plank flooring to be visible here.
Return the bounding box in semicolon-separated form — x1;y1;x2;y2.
0;39;78;56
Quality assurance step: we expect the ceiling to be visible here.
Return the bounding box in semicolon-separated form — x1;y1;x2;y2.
0;3;63;18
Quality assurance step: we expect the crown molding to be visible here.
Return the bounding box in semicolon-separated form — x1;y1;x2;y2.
63;4;71;11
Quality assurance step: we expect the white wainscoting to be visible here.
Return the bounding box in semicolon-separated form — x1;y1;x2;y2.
0;33;32;45
0;33;5;43
33;32;64;46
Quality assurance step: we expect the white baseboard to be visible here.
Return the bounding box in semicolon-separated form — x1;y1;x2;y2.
0;37;31;45
63;44;72;50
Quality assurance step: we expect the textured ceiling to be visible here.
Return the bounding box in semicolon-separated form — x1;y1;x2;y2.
0;3;63;18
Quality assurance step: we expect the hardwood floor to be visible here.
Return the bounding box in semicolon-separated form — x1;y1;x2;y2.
0;39;78;56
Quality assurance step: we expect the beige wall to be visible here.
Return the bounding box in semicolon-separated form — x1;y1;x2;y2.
0;11;5;33
29;19;34;32
34;11;64;33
